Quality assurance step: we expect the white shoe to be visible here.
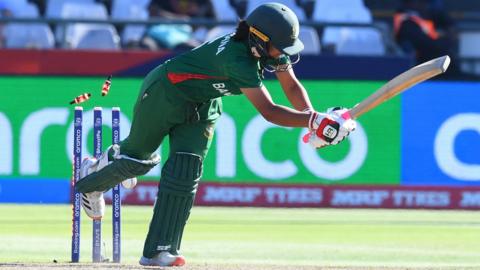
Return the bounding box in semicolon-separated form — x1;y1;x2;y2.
80;191;105;220
79;158;105;220
139;252;186;267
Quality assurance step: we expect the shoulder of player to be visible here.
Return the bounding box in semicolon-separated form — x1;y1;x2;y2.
224;40;258;67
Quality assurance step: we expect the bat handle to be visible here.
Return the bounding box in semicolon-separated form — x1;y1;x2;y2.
341;110;352;120
303;110;352;144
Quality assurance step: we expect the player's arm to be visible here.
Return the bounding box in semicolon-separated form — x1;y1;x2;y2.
275;67;313;112
241;86;356;148
241;86;310;127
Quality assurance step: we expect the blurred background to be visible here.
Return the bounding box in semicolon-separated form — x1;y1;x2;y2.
0;0;479;212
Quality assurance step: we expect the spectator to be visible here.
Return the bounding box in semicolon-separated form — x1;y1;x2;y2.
0;1;13;48
0;1;12;16
149;0;213;19
394;0;454;64
142;0;214;50
428;0;456;39
27;0;46;16
393;0;470;79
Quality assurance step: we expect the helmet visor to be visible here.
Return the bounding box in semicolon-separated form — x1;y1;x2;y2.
279;38;304;56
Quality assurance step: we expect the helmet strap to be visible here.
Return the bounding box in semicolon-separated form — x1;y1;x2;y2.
248;26;301;72
248;26;270;58
251;47;262;58
261;53;301;73
290;53;301;66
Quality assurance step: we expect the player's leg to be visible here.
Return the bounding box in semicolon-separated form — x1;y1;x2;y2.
75;77;184;218
140;98;221;266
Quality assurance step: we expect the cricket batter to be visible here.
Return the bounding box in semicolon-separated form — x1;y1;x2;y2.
75;3;356;267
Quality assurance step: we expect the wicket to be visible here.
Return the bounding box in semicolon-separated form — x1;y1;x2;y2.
71;106;122;263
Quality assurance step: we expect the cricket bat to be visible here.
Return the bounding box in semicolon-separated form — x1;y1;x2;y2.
341;55;451;120
303;55;450;144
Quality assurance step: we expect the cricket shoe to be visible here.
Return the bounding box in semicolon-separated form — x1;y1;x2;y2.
79;157;105;220
139;252;186;267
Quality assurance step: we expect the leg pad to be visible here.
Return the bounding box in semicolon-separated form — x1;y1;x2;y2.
75;145;160;193
142;152;202;258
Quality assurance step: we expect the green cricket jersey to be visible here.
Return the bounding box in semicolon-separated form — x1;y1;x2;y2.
162;34;263;102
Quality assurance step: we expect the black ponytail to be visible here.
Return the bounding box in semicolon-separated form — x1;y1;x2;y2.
232;20;250;41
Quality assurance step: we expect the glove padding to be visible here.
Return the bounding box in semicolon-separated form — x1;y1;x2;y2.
304;107;356;148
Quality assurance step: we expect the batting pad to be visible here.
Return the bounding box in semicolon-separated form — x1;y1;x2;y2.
75;150;160;193
143;152;202;258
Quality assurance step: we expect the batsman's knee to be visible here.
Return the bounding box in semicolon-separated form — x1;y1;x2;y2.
160;152;203;193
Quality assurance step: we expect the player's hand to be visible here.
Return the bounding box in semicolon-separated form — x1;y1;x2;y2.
303;107;356;148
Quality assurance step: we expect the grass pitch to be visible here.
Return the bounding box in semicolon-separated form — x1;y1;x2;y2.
0;205;479;269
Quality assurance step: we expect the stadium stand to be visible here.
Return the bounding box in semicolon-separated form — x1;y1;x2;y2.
46;0;95;19
299;27;321;55
246;0;307;21
0;0;368;55
111;0;149;47
1;0;29;15
69;23;119;50
312;0;386;56
459;32;480;74
313;0;371;23
59;2;120;49
205;25;236;41
365;0;480;76
0;0;477;79
211;0;239;21
139;0;216;50
204;0;239;44
365;0;480;23
335;27;385;56
3;1;54;49
205;25;322;56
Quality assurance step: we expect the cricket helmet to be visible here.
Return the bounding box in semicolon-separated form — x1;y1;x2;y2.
246;3;304;57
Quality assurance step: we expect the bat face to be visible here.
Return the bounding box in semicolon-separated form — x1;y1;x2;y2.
302;56;450;146
344;55;451;120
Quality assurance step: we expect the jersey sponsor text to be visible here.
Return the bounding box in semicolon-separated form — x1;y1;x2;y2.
212;83;232;96
216;35;231;55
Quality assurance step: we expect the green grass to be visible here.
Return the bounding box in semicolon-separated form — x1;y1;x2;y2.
0;204;479;268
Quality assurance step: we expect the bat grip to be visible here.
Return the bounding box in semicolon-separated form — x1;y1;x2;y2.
303;110;352;144
341;110;352;120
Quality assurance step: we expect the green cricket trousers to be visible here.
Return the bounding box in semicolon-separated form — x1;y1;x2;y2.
122;65;222;257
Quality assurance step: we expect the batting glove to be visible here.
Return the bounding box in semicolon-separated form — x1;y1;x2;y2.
303;107;356;148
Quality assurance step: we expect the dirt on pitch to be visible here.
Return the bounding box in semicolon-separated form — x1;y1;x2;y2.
0;263;476;270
